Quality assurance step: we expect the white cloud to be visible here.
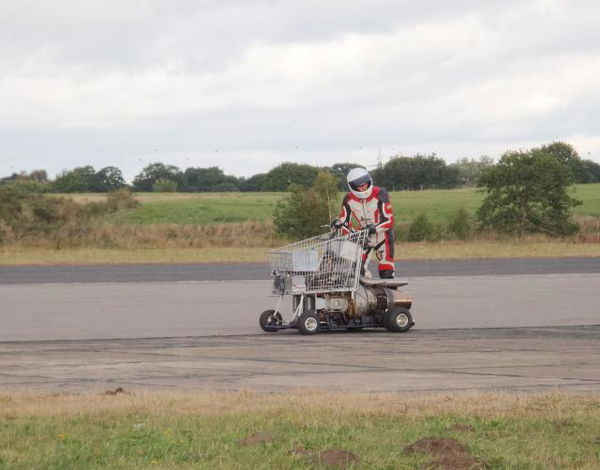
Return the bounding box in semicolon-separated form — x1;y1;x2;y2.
1;0;600;180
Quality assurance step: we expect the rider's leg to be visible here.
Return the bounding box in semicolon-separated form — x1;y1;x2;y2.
376;230;395;278
360;251;369;276
379;268;394;279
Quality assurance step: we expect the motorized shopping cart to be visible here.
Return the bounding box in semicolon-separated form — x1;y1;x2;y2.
259;229;414;334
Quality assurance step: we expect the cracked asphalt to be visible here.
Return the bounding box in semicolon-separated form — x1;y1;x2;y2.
1;326;598;393
0;259;598;393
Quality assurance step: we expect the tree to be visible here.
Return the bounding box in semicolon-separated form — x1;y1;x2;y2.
262;163;320;191
273;171;340;238
374;154;459;190
540;142;592;183
96;166;126;191
328;162;365;190
133;163;182;192
179;167;240;192
477;149;581;236
0;169;48;185
53;166;100;193
449;156;495;186
583;159;600;182
238;173;268;191
0;170;50;192
26;170;48;183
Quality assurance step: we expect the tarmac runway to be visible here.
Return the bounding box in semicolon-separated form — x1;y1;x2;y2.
1;326;598;393
1;259;599;393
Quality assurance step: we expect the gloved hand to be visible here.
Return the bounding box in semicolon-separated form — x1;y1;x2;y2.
365;223;377;234
330;220;343;230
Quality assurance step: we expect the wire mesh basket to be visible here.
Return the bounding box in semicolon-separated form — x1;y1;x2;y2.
270;230;368;294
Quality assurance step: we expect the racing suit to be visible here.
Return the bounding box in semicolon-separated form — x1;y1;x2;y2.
337;186;395;278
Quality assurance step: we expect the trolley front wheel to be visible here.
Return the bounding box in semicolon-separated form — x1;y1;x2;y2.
259;309;283;332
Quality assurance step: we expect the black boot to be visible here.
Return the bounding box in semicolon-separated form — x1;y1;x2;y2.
379;269;394;279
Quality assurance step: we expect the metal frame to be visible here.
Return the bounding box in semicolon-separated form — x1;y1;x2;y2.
269;230;369;325
270;230;368;295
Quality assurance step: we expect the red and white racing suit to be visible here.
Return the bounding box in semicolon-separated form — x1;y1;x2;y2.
338;186;395;278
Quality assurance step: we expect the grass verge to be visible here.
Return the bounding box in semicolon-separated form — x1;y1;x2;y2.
1;391;598;468
1;240;600;265
63;184;600;226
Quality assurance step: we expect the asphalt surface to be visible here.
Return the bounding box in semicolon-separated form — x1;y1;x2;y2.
2;274;599;341
2;257;600;284
2;326;598;393
1;258;598;393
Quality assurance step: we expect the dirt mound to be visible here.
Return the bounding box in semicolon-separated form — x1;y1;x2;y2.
405;437;470;455
237;432;275;446
404;437;482;469
311;449;360;467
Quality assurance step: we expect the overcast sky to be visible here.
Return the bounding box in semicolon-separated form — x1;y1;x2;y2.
1;0;599;182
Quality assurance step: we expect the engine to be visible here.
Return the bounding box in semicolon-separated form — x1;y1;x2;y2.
322;284;412;318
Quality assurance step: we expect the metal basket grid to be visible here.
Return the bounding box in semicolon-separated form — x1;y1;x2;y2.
270;230;368;294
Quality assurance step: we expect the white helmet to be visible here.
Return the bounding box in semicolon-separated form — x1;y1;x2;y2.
347;167;373;199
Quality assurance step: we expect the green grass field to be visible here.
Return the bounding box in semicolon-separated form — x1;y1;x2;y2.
97;184;600;226
2;184;595;265
106;192;281;225
1;391;598;469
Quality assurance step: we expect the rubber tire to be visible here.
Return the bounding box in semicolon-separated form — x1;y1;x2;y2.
259;309;283;332
384;307;413;333
297;311;320;335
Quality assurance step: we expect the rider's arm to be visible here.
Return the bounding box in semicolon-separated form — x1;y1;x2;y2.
337;194;353;235
373;189;394;233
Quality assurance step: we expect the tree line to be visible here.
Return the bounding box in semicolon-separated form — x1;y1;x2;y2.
2;142;599;193
275;142;597;240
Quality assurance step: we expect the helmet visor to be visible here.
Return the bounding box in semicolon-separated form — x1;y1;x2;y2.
349;173;372;191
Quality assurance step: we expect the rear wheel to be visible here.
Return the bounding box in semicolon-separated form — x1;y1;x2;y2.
384;307;413;332
297;311;320;335
259;309;283;332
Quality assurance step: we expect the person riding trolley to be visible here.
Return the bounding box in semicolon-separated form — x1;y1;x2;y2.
332;168;396;279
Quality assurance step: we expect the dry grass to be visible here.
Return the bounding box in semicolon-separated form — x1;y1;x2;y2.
1;390;597;419
61;192;261;204
0;247;269;265
576;215;600;242
398;239;600;260
1;220;279;250
1;239;599;265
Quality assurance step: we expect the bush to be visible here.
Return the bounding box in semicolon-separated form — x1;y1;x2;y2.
153;178;178;192
0;185;138;246
107;189;139;212
447;207;474;240
407;213;441;242
0;185;81;242
212;182;239;192
1;180;50;193
273;171;340;239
